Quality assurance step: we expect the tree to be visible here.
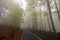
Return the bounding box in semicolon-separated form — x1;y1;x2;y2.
54;1;60;20
1;0;23;27
26;0;38;30
46;0;56;33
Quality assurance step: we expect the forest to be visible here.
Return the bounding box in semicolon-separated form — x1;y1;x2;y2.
0;0;60;40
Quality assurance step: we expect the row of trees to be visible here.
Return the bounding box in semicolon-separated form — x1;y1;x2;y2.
0;0;60;33
24;0;60;33
0;0;23;27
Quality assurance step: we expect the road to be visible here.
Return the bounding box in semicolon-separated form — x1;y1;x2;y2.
21;29;58;40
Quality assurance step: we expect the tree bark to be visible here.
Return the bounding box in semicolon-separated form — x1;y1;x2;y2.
55;1;60;20
46;0;56;33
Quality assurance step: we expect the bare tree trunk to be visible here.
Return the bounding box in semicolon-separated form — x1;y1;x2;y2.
55;1;60;20
40;13;43;30
0;7;3;19
46;0;56;33
35;14;37;30
47;14;51;32
32;13;37;30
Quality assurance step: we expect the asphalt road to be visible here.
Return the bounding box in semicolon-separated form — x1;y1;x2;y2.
21;29;58;40
31;30;58;40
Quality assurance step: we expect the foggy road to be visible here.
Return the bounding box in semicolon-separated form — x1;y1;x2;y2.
21;29;58;40
21;29;42;40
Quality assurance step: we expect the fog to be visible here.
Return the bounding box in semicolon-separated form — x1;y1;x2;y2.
0;0;60;33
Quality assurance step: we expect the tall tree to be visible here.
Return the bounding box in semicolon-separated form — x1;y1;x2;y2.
46;0;56;33
54;0;60;20
26;0;38;30
1;0;23;27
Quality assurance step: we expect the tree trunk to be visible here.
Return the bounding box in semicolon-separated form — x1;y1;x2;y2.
47;14;51;32
46;0;56;33
55;1;60;20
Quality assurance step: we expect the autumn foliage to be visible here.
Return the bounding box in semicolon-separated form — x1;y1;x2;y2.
0;25;22;40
